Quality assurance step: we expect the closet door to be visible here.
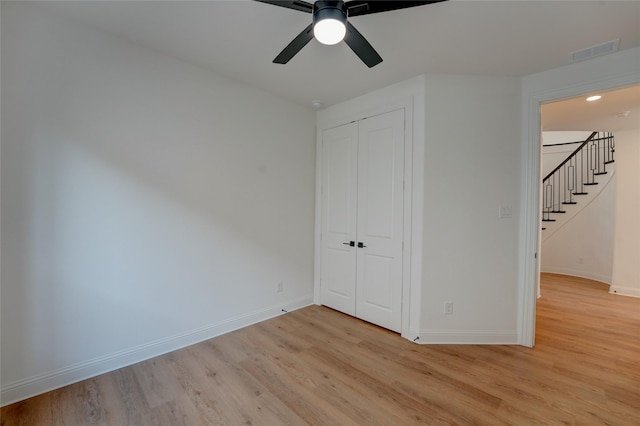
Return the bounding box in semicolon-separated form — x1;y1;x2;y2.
320;122;358;316
356;109;405;332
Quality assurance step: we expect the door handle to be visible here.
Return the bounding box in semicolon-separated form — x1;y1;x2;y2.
357;242;366;248
343;241;355;247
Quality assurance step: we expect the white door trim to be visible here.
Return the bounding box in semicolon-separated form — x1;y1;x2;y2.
314;79;424;341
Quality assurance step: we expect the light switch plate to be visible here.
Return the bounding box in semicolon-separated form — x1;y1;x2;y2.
499;205;512;219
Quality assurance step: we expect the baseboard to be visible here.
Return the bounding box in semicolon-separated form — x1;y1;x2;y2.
417;330;518;344
609;285;640;298
1;296;313;407
540;268;612;285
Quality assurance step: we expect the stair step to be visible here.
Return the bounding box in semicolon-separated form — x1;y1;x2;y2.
551;210;566;213
573;192;588;195
584;182;598;186
542;219;556;222
562;201;578;205
594;171;608;175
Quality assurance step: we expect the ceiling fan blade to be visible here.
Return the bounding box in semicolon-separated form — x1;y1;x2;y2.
273;23;315;64
343;21;382;68
254;0;313;14
346;0;446;17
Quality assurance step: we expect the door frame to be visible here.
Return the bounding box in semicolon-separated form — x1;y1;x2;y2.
314;79;425;341
519;50;640;347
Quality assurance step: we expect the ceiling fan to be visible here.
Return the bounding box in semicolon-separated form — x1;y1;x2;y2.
256;0;446;68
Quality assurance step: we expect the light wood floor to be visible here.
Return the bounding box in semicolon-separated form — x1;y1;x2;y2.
2;273;639;425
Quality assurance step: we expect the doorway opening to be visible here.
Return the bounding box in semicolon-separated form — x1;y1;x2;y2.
534;84;640;337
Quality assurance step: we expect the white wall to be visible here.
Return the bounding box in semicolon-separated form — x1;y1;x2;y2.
611;129;640;297
420;75;521;343
1;2;316;405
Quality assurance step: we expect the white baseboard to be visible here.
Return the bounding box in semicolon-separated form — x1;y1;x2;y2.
609;286;640;298
1;296;313;407
417;330;518;345
540;268;611;285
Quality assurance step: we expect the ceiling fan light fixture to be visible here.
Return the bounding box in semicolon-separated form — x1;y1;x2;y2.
313;2;347;45
261;0;440;67
314;18;346;45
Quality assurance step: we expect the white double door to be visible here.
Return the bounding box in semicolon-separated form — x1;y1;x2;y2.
320;109;405;332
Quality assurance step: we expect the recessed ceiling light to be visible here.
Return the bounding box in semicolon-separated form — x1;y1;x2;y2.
586;95;602;102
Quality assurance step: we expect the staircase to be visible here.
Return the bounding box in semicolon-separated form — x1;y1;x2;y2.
542;131;615;234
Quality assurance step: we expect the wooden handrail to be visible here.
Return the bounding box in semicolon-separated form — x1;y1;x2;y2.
543;132;597;183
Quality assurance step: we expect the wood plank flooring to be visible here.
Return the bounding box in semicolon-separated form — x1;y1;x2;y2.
2;273;639;425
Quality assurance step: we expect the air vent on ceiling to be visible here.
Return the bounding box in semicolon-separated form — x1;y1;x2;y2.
569;39;619;63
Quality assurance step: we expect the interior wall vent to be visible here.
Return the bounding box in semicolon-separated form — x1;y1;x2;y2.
569;39;619;62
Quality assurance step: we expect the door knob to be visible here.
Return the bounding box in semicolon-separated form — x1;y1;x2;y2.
357;242;366;248
343;241;355;247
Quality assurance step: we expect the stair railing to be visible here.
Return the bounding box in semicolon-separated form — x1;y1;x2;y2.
542;131;615;224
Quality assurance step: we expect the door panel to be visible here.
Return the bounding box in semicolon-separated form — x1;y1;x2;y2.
320;122;358;316
356;109;405;332
360;253;394;310
362;126;396;238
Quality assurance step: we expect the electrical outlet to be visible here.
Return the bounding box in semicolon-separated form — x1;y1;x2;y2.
277;281;284;293
444;301;454;315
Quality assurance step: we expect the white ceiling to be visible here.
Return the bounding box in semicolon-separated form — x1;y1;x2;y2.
542;85;640;132
36;0;640;108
